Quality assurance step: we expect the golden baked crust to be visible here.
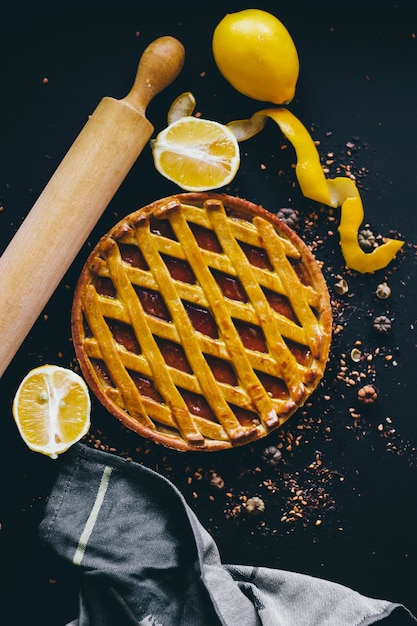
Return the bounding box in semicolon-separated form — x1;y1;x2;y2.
71;193;332;451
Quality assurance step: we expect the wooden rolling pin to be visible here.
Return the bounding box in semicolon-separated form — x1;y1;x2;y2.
0;35;185;377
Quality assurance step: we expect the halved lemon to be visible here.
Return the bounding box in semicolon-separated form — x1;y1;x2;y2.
12;364;91;459
151;116;240;191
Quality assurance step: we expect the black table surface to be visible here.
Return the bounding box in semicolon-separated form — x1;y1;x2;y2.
1;2;416;624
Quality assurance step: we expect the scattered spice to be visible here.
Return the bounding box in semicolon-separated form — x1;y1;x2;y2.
279;457;339;527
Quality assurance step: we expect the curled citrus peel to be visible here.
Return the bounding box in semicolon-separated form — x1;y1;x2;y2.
162;93;404;273
167;91;197;125
227;108;404;273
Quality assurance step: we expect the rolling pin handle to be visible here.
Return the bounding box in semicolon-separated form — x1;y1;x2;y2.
124;36;185;113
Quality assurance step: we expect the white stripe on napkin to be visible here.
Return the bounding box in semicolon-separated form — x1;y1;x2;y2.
72;464;113;566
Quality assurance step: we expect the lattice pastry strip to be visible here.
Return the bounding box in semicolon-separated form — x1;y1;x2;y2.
115;217;320;313
145;216;321;358
81;281;272;443
255;217;324;358
148;200;320;393
88;254;277;438
82;283;154;429
203;199;308;401
133;211;259;444
157;201;280;431
94;292;314;386
72;192;332;452
82;335;231;443
95;260;313;350
105;238;210;445
91;228;320;354
81;328;275;437
136;223;322;317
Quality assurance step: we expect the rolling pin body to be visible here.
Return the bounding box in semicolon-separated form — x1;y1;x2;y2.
0;36;184;377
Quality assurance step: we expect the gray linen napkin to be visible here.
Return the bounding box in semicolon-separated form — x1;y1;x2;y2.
39;443;416;626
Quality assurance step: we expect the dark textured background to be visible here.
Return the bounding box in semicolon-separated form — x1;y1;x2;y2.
1;2;416;623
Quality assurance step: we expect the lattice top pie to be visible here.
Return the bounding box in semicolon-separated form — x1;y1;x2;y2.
72;193;332;451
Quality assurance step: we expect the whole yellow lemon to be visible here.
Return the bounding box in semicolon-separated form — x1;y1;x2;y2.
212;9;299;105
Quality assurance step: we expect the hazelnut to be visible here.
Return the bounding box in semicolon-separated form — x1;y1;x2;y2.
245;496;265;516
376;282;391;299
373;315;392;334
334;279;348;295
357;384;378;404
210;474;225;489
277;207;299;228
358;229;376;251
261;445;282;466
